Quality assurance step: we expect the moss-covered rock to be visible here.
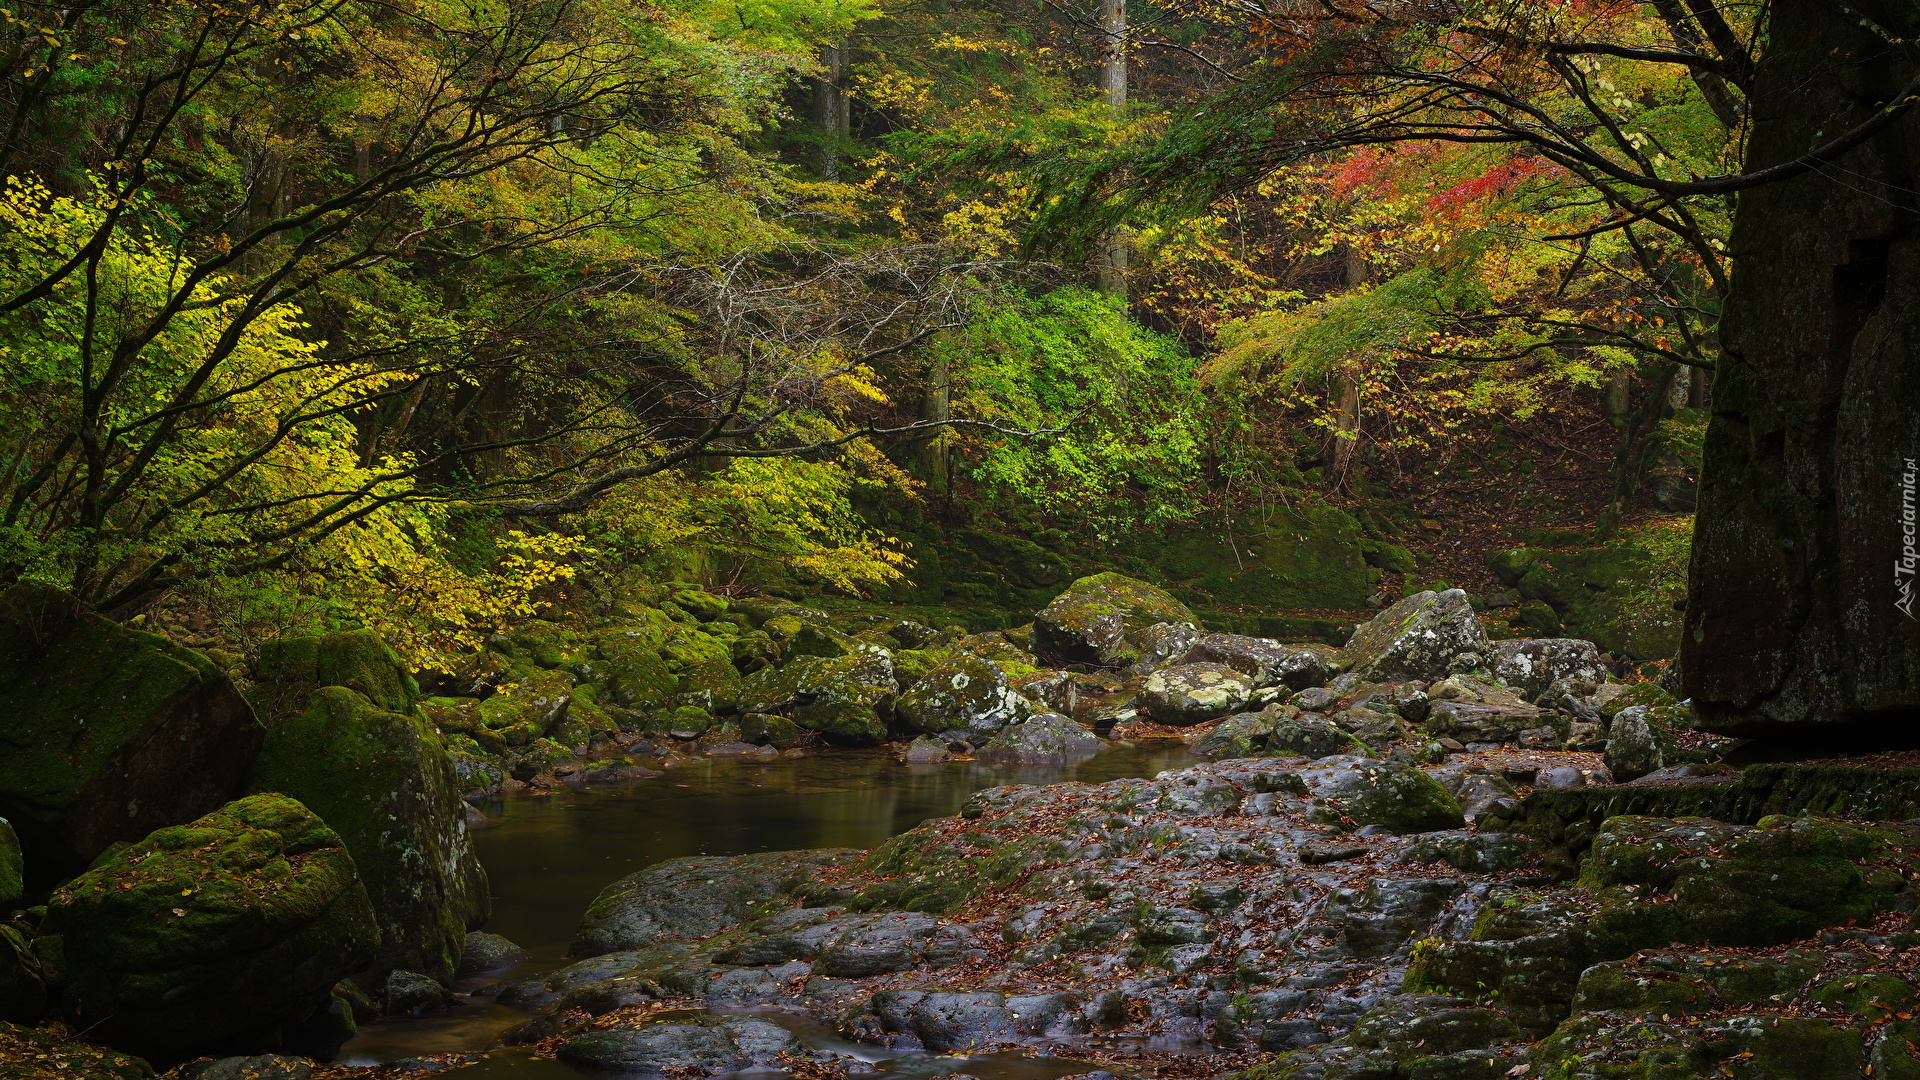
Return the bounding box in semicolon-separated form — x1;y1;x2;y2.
1137;662;1258;725
1033;573;1196;667
1604;705;1679;782
593;631;678;710
1295;757;1465;834
37;794;378;1054
0;582;264;881
0;1021;153;1079
894;657;1036;739
571;849;861;957
472;668;576;749
1129;507;1376;610
740;648;896;743
255;630;418;714
247;686;488;985
1485;543;1680;661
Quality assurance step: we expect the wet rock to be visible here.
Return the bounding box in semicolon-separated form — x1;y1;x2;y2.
870;989;1084;1050
1033;573;1196;667
572;849;860;957
1488;638;1607;700
1193;709;1280;759
499;941;717;1011
1397;831;1526;874
458;931;527;975
1137;662;1257;725
1331;705;1407;755
1605;704;1677;782
556;1013;804;1075
976;714;1104;762
180;1055;313;1080
895;657;1037;739
37;794;378;1054
901;737;951;763
0;582;265;880
1335;589;1491;683
247;683;488;984
1293;757;1465;834
1183;634;1334;690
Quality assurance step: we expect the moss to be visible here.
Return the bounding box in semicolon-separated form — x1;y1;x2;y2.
37;794;377;1054
0;583;263;880
593;631;678;710
676;657;742;712
0;1021;153;1079
247;687;488;985
256;630;418;715
1032;572;1196;666
739;713;802;747
671;589;730;621
1809;972;1917;1020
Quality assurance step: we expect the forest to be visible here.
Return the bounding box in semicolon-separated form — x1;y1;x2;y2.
0;0;1917;1077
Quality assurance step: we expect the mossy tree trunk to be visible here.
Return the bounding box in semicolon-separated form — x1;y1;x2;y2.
1684;0;1920;736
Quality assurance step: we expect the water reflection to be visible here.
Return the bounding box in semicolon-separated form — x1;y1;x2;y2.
341;743;1198;1075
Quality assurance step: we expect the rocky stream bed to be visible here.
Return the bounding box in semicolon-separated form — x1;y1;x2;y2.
3;575;1920;1080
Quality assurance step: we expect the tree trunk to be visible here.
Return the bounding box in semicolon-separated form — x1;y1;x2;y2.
1095;0;1128;298
1328;245;1366;488
1684;0;1920;738
814;43;849;179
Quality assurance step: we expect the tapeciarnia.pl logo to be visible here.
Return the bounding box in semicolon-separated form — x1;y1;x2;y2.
1901;456;1918;620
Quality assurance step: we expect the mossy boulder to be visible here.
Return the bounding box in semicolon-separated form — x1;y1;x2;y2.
1604;705;1679;782
247;687;488;985
255;630;417;714
593;631;678;710
0;582;264;881
1531;1013;1868;1080
1336;589;1491;682
1137;662;1258;725
36;794;378;1054
894;657;1037;739
571;849;861;957
1033;573;1196;667
474;668;575;748
975;714;1104;762
740;648;896;743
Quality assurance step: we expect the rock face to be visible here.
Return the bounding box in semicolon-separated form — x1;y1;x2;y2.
1136;662;1257;725
975;714;1104;761
1683;0;1920;736
572;849;861;957
247;681;488;987
1032;573;1195;667
894;657;1035;739
0;583;264;881
1336;589;1490;682
36;794;378;1054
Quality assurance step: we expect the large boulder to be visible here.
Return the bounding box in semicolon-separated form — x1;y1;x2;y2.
572;849;860;957
895;657;1037;739
36;794;378;1054
254;630;418;714
1183;634;1333;690
0;583;264;882
1335;589;1490;682
1136;662;1258;725
247;683;488;986
557;1014;804;1075
1033;573;1196;667
1489;638;1608;700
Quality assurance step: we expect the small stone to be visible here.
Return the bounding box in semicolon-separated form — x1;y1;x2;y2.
458;931;528;975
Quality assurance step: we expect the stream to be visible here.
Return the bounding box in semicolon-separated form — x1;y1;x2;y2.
337;744;1203;1078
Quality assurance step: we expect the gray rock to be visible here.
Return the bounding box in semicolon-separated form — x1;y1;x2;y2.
1537;766;1587;789
901;736;951;763
1604;706;1673;783
1193;710;1280;759
1490;638;1608;700
975;714;1103;762
185;1056;312;1080
1291;686;1339;712
871;989;1084;1050
1137;663;1257;725
557;1014;803;1074
457;931;526;975
571;849;860;957
1129;622;1203;668
1336;590;1491;683
1184;635;1333;690
895;657;1037;739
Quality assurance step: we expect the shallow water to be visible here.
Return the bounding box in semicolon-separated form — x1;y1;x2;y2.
338;744;1200;1076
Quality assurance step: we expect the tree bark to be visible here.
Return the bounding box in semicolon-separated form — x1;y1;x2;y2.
1684;0;1920;737
1096;0;1128;297
814;43;849;179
